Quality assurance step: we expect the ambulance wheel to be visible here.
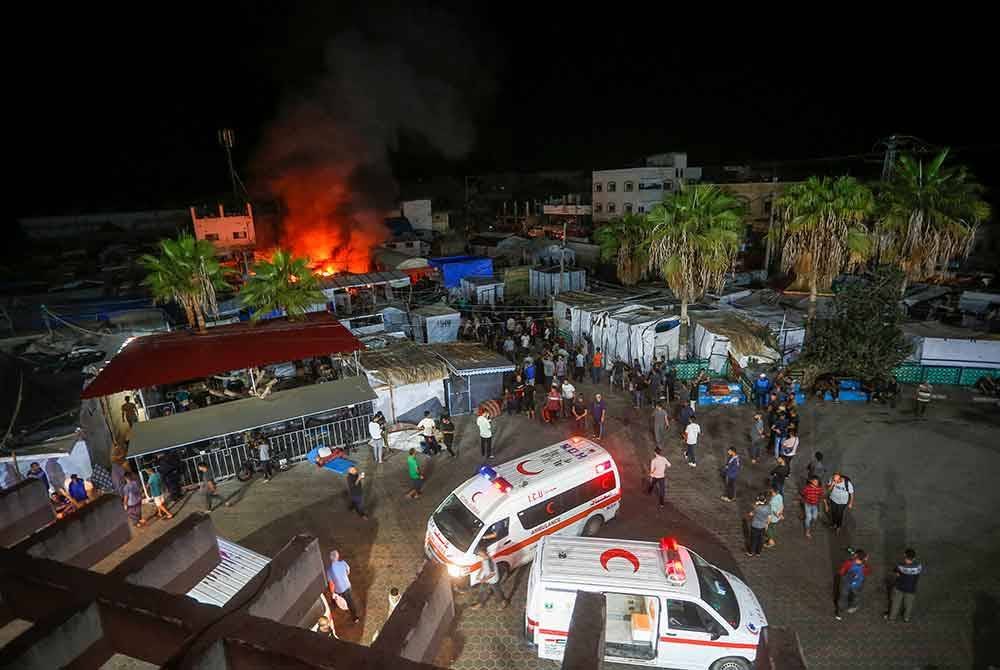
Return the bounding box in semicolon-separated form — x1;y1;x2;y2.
710;657;751;670
582;515;604;537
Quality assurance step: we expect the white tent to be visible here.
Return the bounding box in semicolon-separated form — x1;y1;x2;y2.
411;303;461;343
689;311;780;372
570;302;680;369
902;321;1000;368
358;342;449;423
460;276;505;305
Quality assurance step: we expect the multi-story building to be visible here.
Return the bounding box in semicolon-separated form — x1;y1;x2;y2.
191;203;256;250
591;153;702;222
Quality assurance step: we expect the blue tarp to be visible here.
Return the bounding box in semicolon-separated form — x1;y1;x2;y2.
306;447;355;475
428;256;494;288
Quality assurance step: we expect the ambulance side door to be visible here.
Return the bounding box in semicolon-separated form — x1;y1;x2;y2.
660;598;730;669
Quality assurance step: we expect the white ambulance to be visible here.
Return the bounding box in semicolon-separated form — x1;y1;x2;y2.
526;535;768;670
425;438;621;584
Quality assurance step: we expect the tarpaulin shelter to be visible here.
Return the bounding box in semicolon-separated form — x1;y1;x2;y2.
689;311;780;372
902;321;1000;368
411;303;461;343
428;343;515;416
358;341;449;422
460;276;505;305
530;266;586;298
576;303;680;370
428;256;493;288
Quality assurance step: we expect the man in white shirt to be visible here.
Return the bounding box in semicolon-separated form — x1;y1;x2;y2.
417;411;440;456
574;350;585;383
684;419;701;467
560;379;576;418
648;447;672;508
368;418;385;464
520;332;530;354
477;410;494;459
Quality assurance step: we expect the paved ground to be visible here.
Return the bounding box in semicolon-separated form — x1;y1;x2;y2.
97;376;1000;670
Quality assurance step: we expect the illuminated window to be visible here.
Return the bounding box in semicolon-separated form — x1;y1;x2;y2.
624;181;634;192
233;231;248;239
608;181;617;193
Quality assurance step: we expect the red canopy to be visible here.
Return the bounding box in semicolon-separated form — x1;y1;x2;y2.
81;313;363;399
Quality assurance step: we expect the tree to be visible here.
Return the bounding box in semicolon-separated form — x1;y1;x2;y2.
141;234;228;332
240;249;326;320
799;266;912;384
646;184;746;324
593;213;650;286
876;149;991;293
774;176;874;320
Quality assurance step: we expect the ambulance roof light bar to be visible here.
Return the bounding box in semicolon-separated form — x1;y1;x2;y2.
595;460;612;474
659;537;686;586
493;476;513;493
478;465;498;481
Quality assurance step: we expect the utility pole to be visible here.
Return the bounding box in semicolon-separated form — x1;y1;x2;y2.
558;218;568;294
218;128;239;204
880;134;899;181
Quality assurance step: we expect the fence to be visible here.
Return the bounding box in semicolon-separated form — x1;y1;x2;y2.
893;364;1000;387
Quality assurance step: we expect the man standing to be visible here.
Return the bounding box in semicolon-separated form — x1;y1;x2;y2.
257;437;273;482
520;331;531;358
144;467;173;520
468;547;507;609
574;349;586;383
345;467;368;520
721;447;740;502
121;396;140;427
477;409;494;459
765;485;784;547
915;380;933;418
591;348;603;385
652;400;670;451
27;462;50;492
406;449;424;499
754;373;771;408
683;417;701;467
503;335;515;361
749;413;766;464
807;451;826;483
770;407;789;460
746;494;770;557
439;414;456;457
198;462;227;512
648;447;671;508
555;355;567;383
418;411;440;455
800;475;824;538
327;550;361;624
543;384;563;423
679;401;696;430
572;393;589;434
826;472;855;533
368;416;385;464
664;366;677;403
560;378;576;418
886;548;923;623
779;428;799;469
835;549;871;620
591;393;607;440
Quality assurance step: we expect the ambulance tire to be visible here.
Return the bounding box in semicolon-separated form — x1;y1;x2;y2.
710;657;751;670
582;515;604;537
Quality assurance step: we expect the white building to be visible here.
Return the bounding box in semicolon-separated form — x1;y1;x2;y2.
591;153;702;222
401;199;433;232
190;203;256;249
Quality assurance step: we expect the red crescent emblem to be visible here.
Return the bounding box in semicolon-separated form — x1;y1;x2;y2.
600;548;640;573
471;491;483;503
546;501;557;514
516;460;542;476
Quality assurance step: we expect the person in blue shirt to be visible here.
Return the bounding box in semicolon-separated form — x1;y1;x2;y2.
754;373;771;408
27;462;50;491
721;448;741;502
66;474;88;504
327;550;361;624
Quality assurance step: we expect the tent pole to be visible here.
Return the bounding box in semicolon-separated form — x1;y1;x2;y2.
249;368;258;395
136;388;147;422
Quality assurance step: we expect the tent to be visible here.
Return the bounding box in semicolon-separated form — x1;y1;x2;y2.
428;343;516;416
902;321;1000;368
551;291;616;339
411;303;461;343
530;266;586;298
358;341;449;423
689;311;780;372
576;304;680;369
460;276;505;305
428;256;494;288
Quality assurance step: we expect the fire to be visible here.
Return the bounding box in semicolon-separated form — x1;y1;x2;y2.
268;166;389;275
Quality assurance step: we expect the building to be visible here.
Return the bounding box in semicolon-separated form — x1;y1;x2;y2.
18;209;189;241
382;236;431;257
190;203;256;250
591;153;702;222
401;199;433;232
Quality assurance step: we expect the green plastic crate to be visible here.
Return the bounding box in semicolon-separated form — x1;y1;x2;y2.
673;359;710;380
958;367;1000;386
924;367;962;385
893;365;923;383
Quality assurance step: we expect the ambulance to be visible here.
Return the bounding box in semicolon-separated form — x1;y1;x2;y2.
425;438;622;584
526;535;768;670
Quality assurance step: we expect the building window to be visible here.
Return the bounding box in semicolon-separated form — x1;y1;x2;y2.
607;181;617;193
406;241;414;248
608;202;617;214
624;203;633;214
637;205;645;213
233;231;248;240
624;181;634;192
205;233;220;241
594;203;603;213
664;181;673;191
594;182;603;193
763;198;773;216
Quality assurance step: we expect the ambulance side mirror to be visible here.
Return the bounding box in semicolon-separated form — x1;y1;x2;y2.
709;622;725;640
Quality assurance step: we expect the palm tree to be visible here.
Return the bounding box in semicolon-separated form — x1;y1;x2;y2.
593;213;650;286
876;149;991;293
775;176;874;320
141;234;229;332
646;184;746;324
241;249;326;320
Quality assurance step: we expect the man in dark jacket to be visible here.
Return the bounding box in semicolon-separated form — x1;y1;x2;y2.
721;447;741;502
886;548;923;622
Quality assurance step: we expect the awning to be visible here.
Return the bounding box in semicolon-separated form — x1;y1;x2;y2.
428;343;516;377
80;313;363;398
126;375;376;459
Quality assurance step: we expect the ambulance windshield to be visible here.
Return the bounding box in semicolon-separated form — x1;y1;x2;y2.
689;551;740;628
433;494;484;553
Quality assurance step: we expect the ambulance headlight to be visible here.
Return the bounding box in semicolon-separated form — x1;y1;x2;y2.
447;564;464;578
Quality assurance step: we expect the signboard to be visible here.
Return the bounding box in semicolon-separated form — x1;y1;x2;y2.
543;204;592;216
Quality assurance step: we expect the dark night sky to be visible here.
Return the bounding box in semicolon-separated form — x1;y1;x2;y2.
11;4;999;217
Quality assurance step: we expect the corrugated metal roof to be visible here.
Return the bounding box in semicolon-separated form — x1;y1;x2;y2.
187;538;269;607
319;271;411;290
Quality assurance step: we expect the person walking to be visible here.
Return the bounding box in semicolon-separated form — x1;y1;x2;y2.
807;451;826;483
652;400;670;451
648;447;672;508
418;411;440;456
886;548;923;622
121;396;140;428
439;414;456;457
591;393;607;440
144;467;173;520
749;413;766;464
754;373;771;408
721;448;741;502
368;417;385;464
571;393;589;434
477;409;494;459
826;472;855;533
800;475;824;538
122;471;144;527
591;348;604;385
327;550;361;624
779;428;799;469
574;349;586;383
524;358;536;387
542;384;561;423
542;355;556;389
769;457;790;495
835;549;871;620
555;355;567;383
257;437;273;482
664;366;677;403
560;378;576;418
683;417;701;467
523;379;536;420
345;466;368;520
915;381;933;418
771;408;789;460
198;462;227;512
746;493;770;557
405;449;424;499
503;335;515;361
765;485;784;547
679;401;696;430
468;547;508;609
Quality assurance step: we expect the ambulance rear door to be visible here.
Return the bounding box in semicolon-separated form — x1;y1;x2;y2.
535;586;577;661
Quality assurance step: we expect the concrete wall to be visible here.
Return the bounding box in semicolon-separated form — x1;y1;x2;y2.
372;561;454;664
242;535;327;627
3;603;107;670
13;494;131;568
0;478;53;547
111;513;221;593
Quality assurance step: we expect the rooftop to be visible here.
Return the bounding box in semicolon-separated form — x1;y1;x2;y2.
359;341;449;386
318;271;411;291
427;342;515;375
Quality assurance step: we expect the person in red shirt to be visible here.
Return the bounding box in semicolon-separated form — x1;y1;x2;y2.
800;476;825;538
591;349;604;384
542;384;563;423
835;549;872;620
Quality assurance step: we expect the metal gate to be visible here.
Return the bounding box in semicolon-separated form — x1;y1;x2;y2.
445;374;471;415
